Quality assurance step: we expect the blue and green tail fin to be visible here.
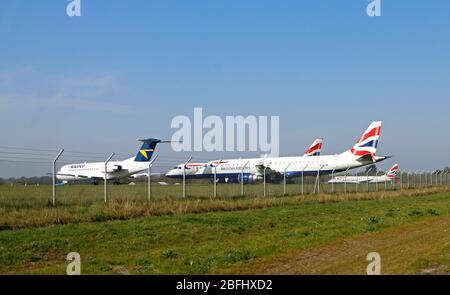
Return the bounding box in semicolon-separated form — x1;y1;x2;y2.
134;138;161;162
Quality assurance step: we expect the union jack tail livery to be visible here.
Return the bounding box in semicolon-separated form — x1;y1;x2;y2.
304;138;323;157
386;163;399;179
349;121;382;158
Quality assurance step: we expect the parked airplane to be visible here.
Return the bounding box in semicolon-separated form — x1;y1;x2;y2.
55;138;164;184
165;138;324;179
192;121;389;183
328;164;399;184
165;163;206;178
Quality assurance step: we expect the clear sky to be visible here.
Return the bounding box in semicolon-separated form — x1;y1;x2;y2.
1;0;449;177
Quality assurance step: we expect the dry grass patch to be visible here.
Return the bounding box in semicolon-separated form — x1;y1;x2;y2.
0;186;449;230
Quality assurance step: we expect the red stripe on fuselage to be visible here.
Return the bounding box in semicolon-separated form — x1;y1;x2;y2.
211;160;229;165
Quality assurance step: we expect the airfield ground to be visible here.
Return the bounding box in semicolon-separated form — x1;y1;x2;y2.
0;184;449;274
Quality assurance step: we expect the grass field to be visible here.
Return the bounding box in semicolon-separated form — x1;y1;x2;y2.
0;183;447;230
0;183;449;274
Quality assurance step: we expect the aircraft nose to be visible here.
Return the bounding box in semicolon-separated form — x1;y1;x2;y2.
165;169;175;177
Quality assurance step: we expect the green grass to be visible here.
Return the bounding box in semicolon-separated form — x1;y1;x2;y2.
0;191;449;274
0;178;403;209
413;244;450;275
0;183;448;230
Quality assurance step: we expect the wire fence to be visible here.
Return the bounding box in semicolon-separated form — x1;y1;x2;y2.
1;165;449;208
0;145;449;206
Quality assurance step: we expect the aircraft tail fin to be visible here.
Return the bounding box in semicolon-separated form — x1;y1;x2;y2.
345;121;382;159
304;138;323;156
386;163;399;179
134;138;161;162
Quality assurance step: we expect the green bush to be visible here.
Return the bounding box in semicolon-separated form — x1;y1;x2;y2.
162;249;173;258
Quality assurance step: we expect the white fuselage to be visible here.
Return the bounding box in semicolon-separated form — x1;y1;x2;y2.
194;151;381;180
328;175;393;184
164;163;207;179
56;157;149;181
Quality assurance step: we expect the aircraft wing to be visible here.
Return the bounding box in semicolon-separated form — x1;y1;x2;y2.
356;154;376;163
112;164;123;172
254;164;284;181
49;173;90;179
130;172;161;179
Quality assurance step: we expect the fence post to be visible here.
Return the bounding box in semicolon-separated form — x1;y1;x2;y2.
147;154;158;201
52;149;64;207
182;156;192;198
213;160;221;198
263;162;272;197
331;169;335;194
283;163;291;196
418;171;420;188
407;171;411;189
241;161;250;197
301;164;308;195
104;152;115;204
314;165;324;194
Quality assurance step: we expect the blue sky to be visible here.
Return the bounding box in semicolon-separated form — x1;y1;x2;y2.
1;0;449;177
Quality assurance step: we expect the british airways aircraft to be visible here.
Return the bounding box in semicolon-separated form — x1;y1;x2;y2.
55;138;164;184
165;138;324;179
192;121;389;183
165;163;207;178
328;163;399;184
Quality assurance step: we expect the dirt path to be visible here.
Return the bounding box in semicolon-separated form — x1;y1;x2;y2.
220;215;450;274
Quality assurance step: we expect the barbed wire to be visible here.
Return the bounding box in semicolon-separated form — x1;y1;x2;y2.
0;146;213;161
